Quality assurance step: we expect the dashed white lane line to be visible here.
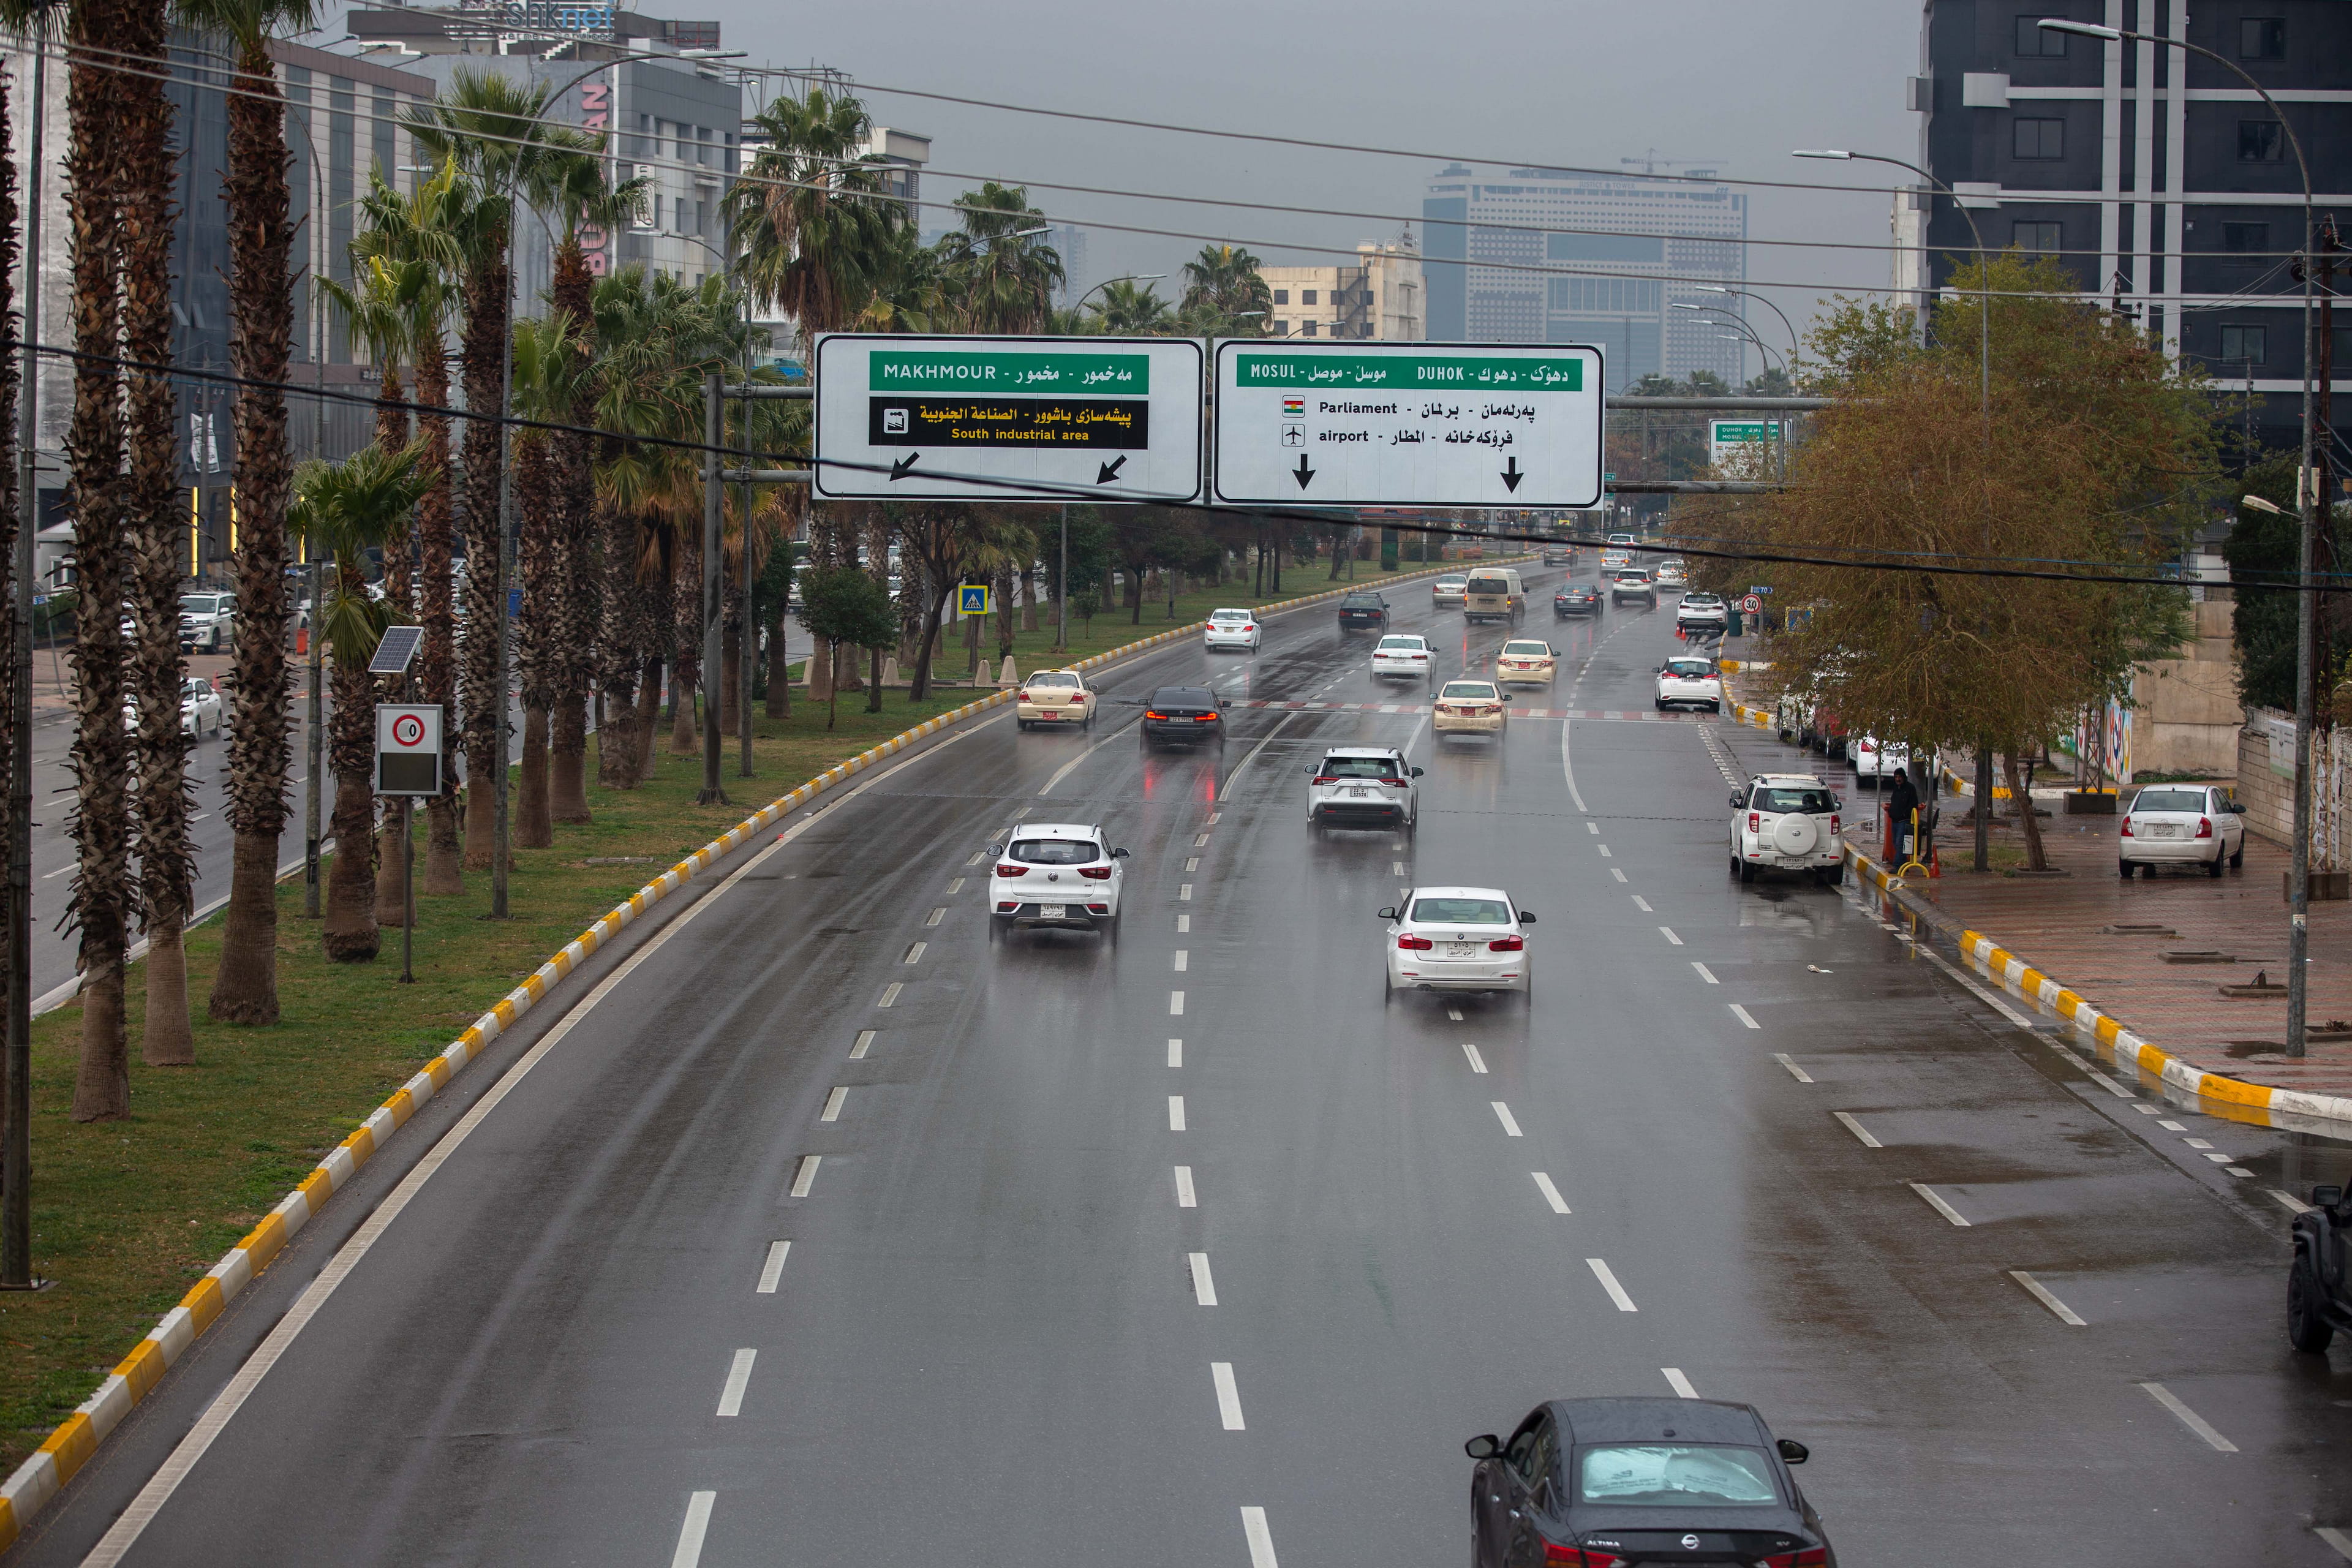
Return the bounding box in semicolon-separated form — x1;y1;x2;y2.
1909;1182;1970;1226
715;1349;758;1417
1240;1506;1281;1568
1833;1111;1881;1148
1630;895;1651;912
1662;1367;1699;1399
2008;1269;2086;1325
789;1156;821;1198
2158;1119;2187;1131
946;877;965;894
1170;989;1186;1016
1185;857;1200;872
877;982;902;1008
1774;1054;1812;1082
1691;962;1718;984
1169;1037;1184;1067
820;1087;848;1123
1391;860;1405;875
2182;1134;2209;1147
1559;710;1588;814
1180;883;1193;900
924;907;944;927
755;1240;791;1294
1208;812;1221;824
966;851;986;866
2274;1189;2314;1215
1597;845;1613;859
1585;821;1599;835
1195;832;1212;847
1177;914;1191;933
1174;950;1189;972
902;941;925;964
1532;1172;1572;1214
2133;1103;2162;1115
1729;1004;1760;1028
1586;1258;1638;1311
1491;1101;1523;1137
1175;1166;1197;1207
1169;1095;1188;1131
1212;1362;1247;1429
1659;926;1683;946
670;1491;717;1568
2315;1525;2352;1561
1461;1042;1489;1074
1189;1252;1220;1306
2140;1382;2237;1452
1610;868;1627;883
1446;1006;1464;1021
39;864;69;879
850;1030;875;1060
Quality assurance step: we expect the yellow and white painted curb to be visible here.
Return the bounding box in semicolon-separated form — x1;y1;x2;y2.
1728;701;1774;733
1842;842;2352;1131
0;555;1512;1550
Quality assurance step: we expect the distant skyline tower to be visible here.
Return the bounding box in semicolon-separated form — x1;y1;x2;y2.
1049;222;1092;307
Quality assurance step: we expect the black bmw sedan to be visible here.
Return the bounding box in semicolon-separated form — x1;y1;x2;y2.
1137;685;1226;747
1466;1398;1832;1566
1554;583;1604;618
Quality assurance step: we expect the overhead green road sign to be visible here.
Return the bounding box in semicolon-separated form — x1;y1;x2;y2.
1230;352;1585;391
870;351;1150;394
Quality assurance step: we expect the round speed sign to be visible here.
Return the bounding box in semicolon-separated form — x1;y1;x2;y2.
1742;595;1763;615
391;714;427;748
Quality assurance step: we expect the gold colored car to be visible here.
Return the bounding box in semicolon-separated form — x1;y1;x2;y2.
1433;677;1511;737
1016;668;1098;730
1494;639;1557;687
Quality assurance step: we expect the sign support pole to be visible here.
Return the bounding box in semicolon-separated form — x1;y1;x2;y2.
399;799;414;984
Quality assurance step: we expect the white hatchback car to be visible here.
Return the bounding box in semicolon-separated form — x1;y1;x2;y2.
1371;633;1436;679
1204;607;1262;652
1654;655;1722;712
1306;746;1422;830
1730;773;1845;885
990;823;1128;931
1016;669;1098;730
1381;886;1534;1000
2120;783;2246;877
1494;638;1557;686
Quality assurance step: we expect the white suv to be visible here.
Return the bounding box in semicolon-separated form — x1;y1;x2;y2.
1675;592;1728;633
990;824;1128;932
1730;774;1845;885
1307;746;1421;831
1654;655;1722;712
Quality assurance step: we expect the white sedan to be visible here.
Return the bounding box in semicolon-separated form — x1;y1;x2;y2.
990;823;1128;932
1851;735;1910;788
2120;783;2245;877
1371;633;1436;679
124;678;224;739
1654;655;1722;712
1381;886;1535;1001
1204;607;1262;652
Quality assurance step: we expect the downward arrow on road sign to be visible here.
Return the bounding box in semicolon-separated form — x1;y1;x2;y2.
889;453;921;481
1292;454;1315;490
1501;456;1525;492
1096;454;1128;484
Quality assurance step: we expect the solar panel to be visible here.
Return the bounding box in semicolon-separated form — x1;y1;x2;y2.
369;624;424;676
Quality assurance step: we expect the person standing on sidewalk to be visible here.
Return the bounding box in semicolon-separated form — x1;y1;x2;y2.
1888;764;1921;863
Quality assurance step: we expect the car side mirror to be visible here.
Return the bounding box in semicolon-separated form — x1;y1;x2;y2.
1517;910;1536;922
1464;1434;1501;1461
1731;792;1744;808
1377;907;1398;921
1833;795;1845;810
1411;766;1425;778
1501;694;1514;703
1111;847;1129;859
1776;1438;1809;1466
2315;1184;2345;1208
2231;803;2248;815
1305;766;1316;775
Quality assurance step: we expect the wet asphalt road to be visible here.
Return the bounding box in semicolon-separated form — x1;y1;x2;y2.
28;564;2352;1568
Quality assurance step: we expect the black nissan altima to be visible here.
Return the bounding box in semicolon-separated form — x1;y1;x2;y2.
1466;1398;1833;1566
1136;685;1226;747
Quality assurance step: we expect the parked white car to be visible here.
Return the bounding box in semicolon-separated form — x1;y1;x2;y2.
1851;735;1910;788
1654;655;1722;712
1203;607;1262;652
1730;772;1845;885
1371;633;1436;679
1380;886;1534;1001
990;823;1128;932
2119;783;2245;878
1306;745;1421;831
178;591;235;652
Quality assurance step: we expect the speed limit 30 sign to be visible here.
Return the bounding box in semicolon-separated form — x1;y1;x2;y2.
376;703;442;796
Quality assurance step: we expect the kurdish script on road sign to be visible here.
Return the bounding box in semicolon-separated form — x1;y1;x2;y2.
813;334;1204;503
1212;342;1604;509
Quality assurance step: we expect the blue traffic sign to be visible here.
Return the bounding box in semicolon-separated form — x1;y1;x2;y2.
957;583;992;617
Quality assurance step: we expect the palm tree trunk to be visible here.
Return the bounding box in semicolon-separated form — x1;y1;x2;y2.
0;62;24;1080
549;236;595;820
1020;565;1037;631
323;569;380;962
413;341;462;894
513;434;554;848
669;538;699;753
634;652;663;775
764;606;791;718
458;239;510;871
595;506;642;789
372;363;412;925
720;625;740;737
66;0;133;1112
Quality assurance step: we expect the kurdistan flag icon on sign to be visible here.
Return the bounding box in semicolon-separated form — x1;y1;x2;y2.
1281;396;1305;417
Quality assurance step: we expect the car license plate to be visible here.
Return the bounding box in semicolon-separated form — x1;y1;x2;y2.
1038;903;1066;918
2152;824;2176;838
1043;710;1061;719
1447;941;1477;957
1346;787;1367;797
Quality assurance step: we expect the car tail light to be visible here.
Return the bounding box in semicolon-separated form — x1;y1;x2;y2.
1194;714;1216;722
1831;814;1840;834
1069;692;1087;703
1145;710;1168;721
997;901;1017;912
1243;624;1254;632
1079;867;1112;880
995;864;1028;878
1543;1546;1623;1567
2120;818;2135;837
1312;775;1336;785
1412;652;1427;659
1488;934;1524;952
1016;690;1031;702
1086;903;1109;913
2196;816;2214;839
1749;812;1760;833
1759;1551;1830;1567
1396;933;1434;951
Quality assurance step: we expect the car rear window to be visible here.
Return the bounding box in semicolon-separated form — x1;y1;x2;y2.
1754;786;1833;813
1440;682;1498;699
1501;642;1550;657
1342;594;1383;606
1008;839;1099;865
1029;673;1078;688
1320;756;1398;779
1409;897;1512;924
1576;1445;1777;1507
1665;659;1713;677
1152;688;1215;706
1684;594;1721;605
2131;788;2208;813
1378;636;1426;650
1616;571;1649;582
1210;610;1250;622
1466;576;1512;594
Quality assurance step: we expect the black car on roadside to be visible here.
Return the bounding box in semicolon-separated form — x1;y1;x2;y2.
1137;685;1227;747
1554;583;1603;618
1337;590;1390;630
2290;1181;2352;1353
1467;1397;1832;1567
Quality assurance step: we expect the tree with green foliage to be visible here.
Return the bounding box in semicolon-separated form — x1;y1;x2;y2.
1179;244;1272;337
796;566;899;728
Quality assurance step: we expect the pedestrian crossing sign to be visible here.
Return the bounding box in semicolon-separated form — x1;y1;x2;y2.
958;583;992;617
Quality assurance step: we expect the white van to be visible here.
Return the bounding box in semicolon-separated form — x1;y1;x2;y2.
1461;567;1526;625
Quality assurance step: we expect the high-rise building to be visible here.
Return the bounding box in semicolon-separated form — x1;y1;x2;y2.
1048;222;1091;307
1423;165;1748;390
1262;241;1426;340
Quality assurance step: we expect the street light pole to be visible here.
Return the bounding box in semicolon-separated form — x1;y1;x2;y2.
1698;284;1801;365
2041;15;2322;1058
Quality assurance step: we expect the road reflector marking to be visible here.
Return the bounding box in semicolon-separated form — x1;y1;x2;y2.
1491;1101;1523;1137
1175;1166;1197;1207
1833;1111;1881;1148
850;1030;875;1060
1170;989;1185;1015
821;1088;847;1123
1610;868;1627;883
1174;950;1189;972
671;1491;717;1568
2008;1270;2085;1325
715;1348;757;1417
1212;1362;1246;1429
1169;1095;1186;1131
903;941;925;964
1189;1251;1219;1305
878;982;902;1008
755;1240;791;1294
1909;1182;1969;1226
1180;883;1193;900
1461;1042;1488;1074
1662;1367;1698;1398
1241;1506;1280;1568
1659;925;1683;946
788;1156;821;1198
1586;1257;1638;1311
1774;1054;1812;1082
1730;1004;1760;1028
1532;1172;1571;1213
2140;1382;2237;1452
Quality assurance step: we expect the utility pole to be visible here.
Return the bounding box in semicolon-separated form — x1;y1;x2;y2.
1057;502;1068;652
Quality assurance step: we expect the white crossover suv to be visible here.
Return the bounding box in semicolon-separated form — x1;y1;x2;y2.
1307;746;1422;831
990;823;1128;932
1730;773;1845;885
1654;655;1722;712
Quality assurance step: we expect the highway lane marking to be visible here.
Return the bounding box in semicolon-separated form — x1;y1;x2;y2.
1169;1038;1183;1067
1461;1042;1488;1074
967;851;986;866
946;877;964;894
1630;895;1651;912
1169;1095;1187;1130
40;864;68;878
1221;708;1302;797
1178;914;1191;932
1491;1101;1523;1137
2199;1151;2234;1164
1909;1182;1970;1226
1392;861;1404;875
1175;1166;1197;1207
1180;883;1193;900
1241;1506;1280;1568
1774;1054;1812;1082
715;1348;758;1417
671;1491;717;1568
1585;821;1598;834
1190;1251;1219;1305
821;1088;847;1123
789;1156;821;1198
1532;1172;1571;1213
1659;925;1683;946
1011;807;1031;820
1174;950;1189;971
1662;1368;1698;1399
189;812;209;823
2158;1120;2186;1132
850;1030;875;1060
2008;1270;2086;1325
2316;1526;2352;1561
2274;1189;2314;1215
2133;1104;2161;1114
1558;711;1588;813
903;941;926;964
2140;1382;2237;1452
1185;857;1200;872
878;982;902;1007
1212;1362;1246;1429
756;1240;791;1294
1586;1258;1638;1311
924;907;944;927
1833;1112;1882;1148
1208;812;1221;824
2183;1136;2212;1148
1691;962;1718;984
1170;989;1186;1014
1609;868;1627;883
1908;943;2145;1095
1038;715;1147;795
1729;1004;1760;1028
1596;845;1612;858
1195;832;1212;847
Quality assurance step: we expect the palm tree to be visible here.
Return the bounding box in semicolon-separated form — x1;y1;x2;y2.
1087;278;1175;336
507;310;584;847
289;447;428;960
173;0;314;1027
725;87;903;363
0;0;45;1101
937;184;1063;334
1179;243;1273;337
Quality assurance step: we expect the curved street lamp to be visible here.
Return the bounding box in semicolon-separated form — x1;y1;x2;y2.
1698;284;1800;363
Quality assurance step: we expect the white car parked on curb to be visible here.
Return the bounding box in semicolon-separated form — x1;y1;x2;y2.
2119;783;2246;878
1371;633;1436;679
1851;735;1910;788
1654;655;1722;712
1203;607;1262;652
990;823;1128;932
1306;746;1422;830
1730;773;1845;885
1381;886;1535;1001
